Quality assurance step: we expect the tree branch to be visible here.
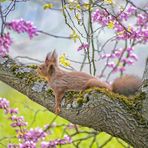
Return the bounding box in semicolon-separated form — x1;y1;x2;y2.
141;57;148;120
0;56;148;147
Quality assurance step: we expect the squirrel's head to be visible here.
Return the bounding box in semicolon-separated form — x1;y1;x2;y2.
37;50;58;81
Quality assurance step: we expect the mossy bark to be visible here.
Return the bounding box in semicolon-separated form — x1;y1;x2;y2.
0;56;148;148
141;57;148;120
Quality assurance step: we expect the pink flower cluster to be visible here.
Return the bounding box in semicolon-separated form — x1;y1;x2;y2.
0;98;72;148
0;98;9;109
77;43;89;51
23;128;46;143
92;9;110;26
0;19;38;57
119;6;136;21
6;19;38;39
137;13;148;28
0;33;12;57
101;47;138;72
0;98;28;133
10;115;28;127
19;141;36;148
115;24;148;43
92;5;148;43
41;135;72;148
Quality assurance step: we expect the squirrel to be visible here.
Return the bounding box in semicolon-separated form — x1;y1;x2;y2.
37;50;142;114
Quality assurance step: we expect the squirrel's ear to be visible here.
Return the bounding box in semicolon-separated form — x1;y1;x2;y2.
51;49;58;59
45;52;52;65
48;64;55;76
45;50;58;65
51;49;58;64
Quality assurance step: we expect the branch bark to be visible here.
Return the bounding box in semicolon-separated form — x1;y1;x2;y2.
0;56;148;147
141;57;148;120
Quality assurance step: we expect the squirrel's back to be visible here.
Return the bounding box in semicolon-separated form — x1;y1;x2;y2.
112;75;142;96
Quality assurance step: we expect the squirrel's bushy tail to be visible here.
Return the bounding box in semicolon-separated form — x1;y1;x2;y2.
112;75;142;96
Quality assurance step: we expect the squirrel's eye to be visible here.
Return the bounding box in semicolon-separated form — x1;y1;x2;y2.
39;66;42;70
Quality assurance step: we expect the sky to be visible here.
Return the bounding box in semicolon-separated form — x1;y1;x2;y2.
5;0;148;80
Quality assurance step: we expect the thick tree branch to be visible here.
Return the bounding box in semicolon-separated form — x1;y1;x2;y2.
0;56;148;147
141;57;148;120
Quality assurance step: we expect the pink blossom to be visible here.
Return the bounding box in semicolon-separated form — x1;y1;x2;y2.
119;12;128;21
0;33;12;57
9;108;19;114
8;144;19;148
77;43;89;51
118;6;136;21
10;115;23;121
11;122;28;127
6;19;38;39
41;141;50;148
137;14;148;27
119;66;126;72
127;6;136;15
5;108;19;114
126;59;134;65
107;62;115;68
114;22;124;32
41;135;72;148
10;116;28;127
64;135;72;143
92;9;112;26
115;17;148;41
92;5;147;43
101;53;116;59
126;47;134;53
114;50;121;57
23;128;47;142
137;29;148;43
20;141;36;148
0;98;73;148
122;58;134;65
101;54;110;59
0;98;9;109
129;53;138;61
112;67;118;73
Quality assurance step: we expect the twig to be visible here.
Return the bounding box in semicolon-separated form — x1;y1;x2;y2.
38;30;71;39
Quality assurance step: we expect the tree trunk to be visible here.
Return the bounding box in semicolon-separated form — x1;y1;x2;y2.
0;56;148;147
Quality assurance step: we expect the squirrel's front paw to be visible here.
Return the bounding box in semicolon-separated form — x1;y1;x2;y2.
55;105;61;114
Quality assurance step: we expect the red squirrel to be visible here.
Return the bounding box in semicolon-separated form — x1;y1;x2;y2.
37;50;142;114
